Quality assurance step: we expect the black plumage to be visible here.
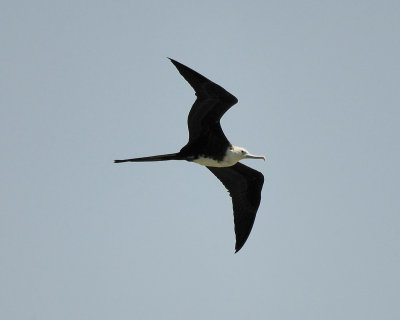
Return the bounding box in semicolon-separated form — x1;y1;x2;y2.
208;163;264;252
115;58;265;252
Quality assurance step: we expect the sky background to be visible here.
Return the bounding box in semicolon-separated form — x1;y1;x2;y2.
1;1;399;319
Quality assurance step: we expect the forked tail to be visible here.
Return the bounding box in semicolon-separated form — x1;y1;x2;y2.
114;152;182;163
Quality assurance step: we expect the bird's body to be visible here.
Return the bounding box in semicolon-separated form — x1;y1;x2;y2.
115;58;265;252
192;146;254;167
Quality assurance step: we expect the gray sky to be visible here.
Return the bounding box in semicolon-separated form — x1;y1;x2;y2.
1;1;399;319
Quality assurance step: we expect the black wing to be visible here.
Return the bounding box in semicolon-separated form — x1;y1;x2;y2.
207;163;264;252
169;58;238;144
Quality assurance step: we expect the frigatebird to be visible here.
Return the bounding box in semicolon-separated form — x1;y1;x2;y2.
115;58;265;252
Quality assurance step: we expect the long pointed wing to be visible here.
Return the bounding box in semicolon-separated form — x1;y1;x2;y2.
207;163;264;252
169;58;238;143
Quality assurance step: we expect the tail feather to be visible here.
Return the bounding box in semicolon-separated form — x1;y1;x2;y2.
114;152;182;163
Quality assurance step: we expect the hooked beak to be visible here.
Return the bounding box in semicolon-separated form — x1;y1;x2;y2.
245;154;266;161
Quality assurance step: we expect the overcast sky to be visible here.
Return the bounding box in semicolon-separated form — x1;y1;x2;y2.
1;1;399;319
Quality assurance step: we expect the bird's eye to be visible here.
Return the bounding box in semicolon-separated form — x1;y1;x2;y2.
242;151;245;154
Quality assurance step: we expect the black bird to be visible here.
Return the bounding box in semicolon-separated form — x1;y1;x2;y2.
115;58;265;252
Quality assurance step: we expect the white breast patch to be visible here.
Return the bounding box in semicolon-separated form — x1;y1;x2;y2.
193;157;226;167
192;148;240;167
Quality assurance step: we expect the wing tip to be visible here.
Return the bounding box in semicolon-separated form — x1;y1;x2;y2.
234;242;245;253
167;57;180;67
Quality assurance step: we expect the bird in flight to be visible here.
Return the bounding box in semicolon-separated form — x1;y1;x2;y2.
115;58;265;252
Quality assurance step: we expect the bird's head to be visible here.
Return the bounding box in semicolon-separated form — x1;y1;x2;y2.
233;146;266;161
